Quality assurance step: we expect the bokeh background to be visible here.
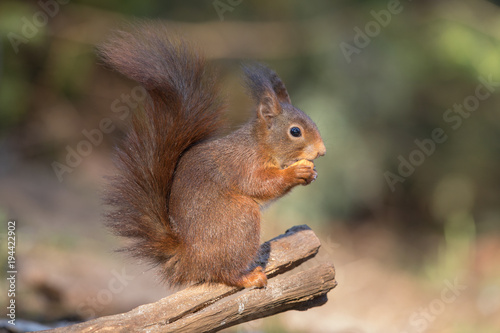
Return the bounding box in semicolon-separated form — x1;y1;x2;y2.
1;0;500;332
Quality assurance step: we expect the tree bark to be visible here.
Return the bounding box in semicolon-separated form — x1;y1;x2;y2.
46;225;336;333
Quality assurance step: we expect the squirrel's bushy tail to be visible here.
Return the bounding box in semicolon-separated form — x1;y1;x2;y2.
100;22;225;272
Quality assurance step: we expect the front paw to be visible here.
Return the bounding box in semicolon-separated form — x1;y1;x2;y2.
287;159;317;185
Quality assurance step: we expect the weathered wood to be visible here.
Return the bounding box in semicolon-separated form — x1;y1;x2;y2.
46;225;336;333
164;264;336;333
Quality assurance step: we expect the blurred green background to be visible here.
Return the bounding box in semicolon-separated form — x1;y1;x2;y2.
1;0;499;332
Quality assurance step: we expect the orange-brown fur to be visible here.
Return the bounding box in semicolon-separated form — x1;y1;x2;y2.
101;22;325;288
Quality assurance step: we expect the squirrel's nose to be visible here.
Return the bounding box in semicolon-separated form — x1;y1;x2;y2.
316;142;326;157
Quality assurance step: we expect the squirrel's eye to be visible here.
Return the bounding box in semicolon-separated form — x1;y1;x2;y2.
290;127;302;138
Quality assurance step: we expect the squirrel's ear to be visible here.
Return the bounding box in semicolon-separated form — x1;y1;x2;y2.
257;93;281;125
243;63;292;104
244;63;288;125
268;71;291;105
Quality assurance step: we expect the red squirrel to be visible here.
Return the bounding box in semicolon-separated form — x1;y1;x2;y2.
100;23;326;288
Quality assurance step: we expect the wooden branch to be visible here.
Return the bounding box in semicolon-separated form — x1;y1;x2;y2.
165;264;335;333
46;225;336;333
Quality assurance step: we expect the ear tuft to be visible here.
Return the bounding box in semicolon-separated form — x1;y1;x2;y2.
267;69;291;104
243;63;291;105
